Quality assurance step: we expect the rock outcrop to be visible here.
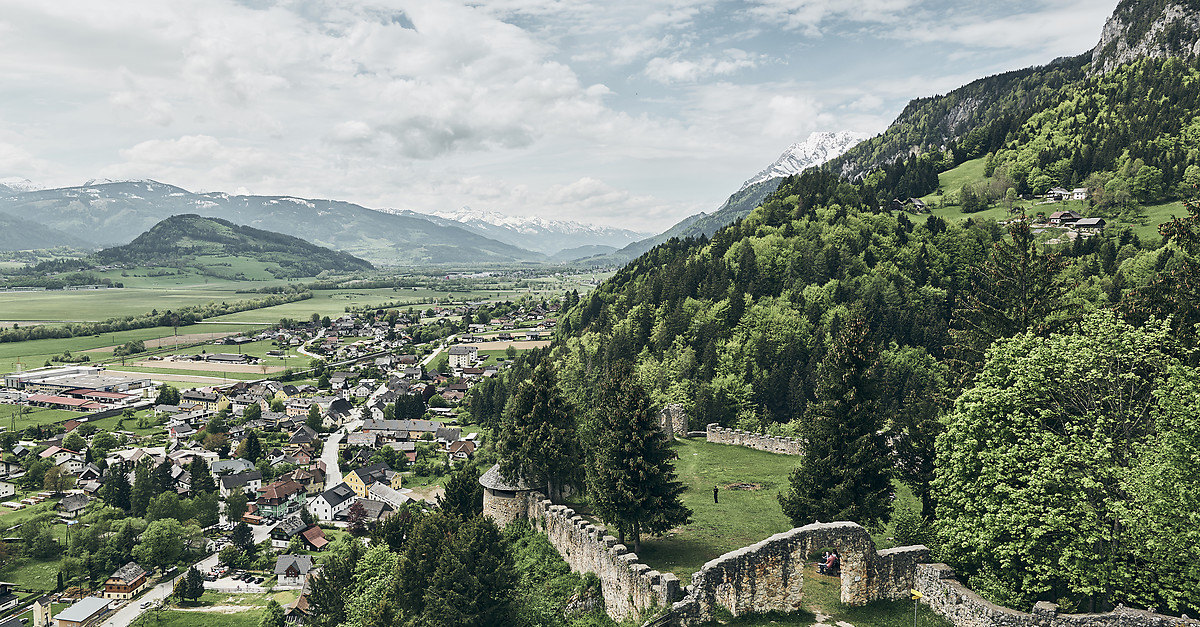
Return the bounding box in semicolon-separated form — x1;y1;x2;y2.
1090;0;1200;75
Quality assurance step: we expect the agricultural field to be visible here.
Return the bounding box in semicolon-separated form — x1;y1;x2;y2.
0;404;86;432
0;323;264;374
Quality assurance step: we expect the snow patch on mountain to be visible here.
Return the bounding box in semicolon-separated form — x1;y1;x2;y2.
740;131;870;191
0;177;44;193
430;207;650;239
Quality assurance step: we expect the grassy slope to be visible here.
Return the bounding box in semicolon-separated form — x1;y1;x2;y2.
919;157;1188;242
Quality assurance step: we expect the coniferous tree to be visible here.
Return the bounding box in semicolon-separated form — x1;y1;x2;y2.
496;360;579;501
949;219;1070;380
395;511;461;617
100;464;132;511
306;540;363;627
238;431;263;463
588;362;690;553
437;463;483;519
187;457;216;494
306;404;323;432
130;465;154;517
419;515;516;627
779;309;893;528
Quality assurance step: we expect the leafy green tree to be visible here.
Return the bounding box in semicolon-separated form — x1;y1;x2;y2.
588;363;690;553
307;539;364;627
269;398;285;413
62;432;86;453
91;431;118;458
218;545;241;566
155;384;180;406
497;360;579;501
420;515;517;627
147;492;184;522
259;600;285;627
238;430;263;463
43;465;72;495
243;402;262;423
879;345;948;515
779;309;892;528
225;489;249;525
934;311;1179;612
191;491;220;528
133;518;186;569
341;545;399;627
437;463;483;519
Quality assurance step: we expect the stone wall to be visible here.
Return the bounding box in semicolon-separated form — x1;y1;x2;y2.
671;521;929;626
916;564;1200;627
706;423;803;455
482;486;529;528
522;492;681;622
659;404;689;438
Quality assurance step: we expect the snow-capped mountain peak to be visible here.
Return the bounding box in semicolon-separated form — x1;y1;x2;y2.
419;207;652;256
0;177;44;193
740;131;870;191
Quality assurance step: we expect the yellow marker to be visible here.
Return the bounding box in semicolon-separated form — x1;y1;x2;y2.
911;589;923;600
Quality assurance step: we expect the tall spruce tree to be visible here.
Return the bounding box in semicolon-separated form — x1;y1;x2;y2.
496;360;579;501
419;515;516;627
588;362;691;553
130;464;154;517
949;218;1070;380
779;309;893;528
100;463;131;511
188;457;216;494
437;463;483;519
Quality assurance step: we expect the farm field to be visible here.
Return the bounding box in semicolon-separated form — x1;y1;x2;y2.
0;323;265;374
0;404;87;432
0;281;284;323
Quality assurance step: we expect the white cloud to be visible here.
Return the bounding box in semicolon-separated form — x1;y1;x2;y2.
743;0;919;33
644;49;763;83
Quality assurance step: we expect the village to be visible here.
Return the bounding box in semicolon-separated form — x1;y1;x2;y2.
0;299;560;627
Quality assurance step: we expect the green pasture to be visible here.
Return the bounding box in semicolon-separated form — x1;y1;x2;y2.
137;609;262;627
636;439;797;584
0;323;263;374
0;404;86;432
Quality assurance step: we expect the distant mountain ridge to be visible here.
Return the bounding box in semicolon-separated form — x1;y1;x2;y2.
93;214;374;279
421;207;651;256
740;131;871;190
0;181;541;265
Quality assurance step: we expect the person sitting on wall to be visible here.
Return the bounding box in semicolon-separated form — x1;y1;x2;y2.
817;551;830;574
826;552;840;577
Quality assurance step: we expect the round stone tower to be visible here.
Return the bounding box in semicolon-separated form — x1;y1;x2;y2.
480;463;534;527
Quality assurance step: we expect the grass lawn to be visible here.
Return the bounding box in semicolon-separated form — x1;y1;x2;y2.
85;407;165;436
636;438;798;584
139;609;262;627
0;405;87;432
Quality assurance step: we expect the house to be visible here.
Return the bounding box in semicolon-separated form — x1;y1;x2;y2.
211;458;255;475
0;581;18;613
307;482;356;521
274;554;314;587
53;596;111;627
270;515;309;549
103;562;149;600
0;459;21;478
278;467;323;493
1048;210;1082;225
40;447;84;474
0;481;15;500
367;482;412;510
1045;187;1071;201
447;345;478;370
256;480;306;518
289;426;318;446
345;432;378;449
180;390;226;412
219;471;263;498
31;594;53;627
344;462;403;499
336;498;393;523
435;426;461;446
447;440;476;461
1071;187;1089;200
300;525;329;551
58;493;91;518
1075;217;1107;231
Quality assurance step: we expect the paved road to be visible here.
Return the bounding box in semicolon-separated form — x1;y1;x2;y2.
322;427;346;487
420;334;457;367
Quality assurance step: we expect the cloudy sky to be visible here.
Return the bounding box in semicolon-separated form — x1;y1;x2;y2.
0;0;1117;232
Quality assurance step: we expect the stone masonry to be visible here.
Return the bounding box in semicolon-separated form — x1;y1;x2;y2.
659;404;689;438
916;564;1200;627
671;521;929;626
522;493;680;622
707;423;804;455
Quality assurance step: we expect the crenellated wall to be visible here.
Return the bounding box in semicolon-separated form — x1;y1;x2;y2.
522;493;681;622
916;564;1200;627
671;521;929;626
706;423;804;455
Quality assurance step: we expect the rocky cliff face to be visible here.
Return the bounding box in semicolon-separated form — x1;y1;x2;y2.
1090;0;1200;75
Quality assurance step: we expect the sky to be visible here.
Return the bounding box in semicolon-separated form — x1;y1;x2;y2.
0;0;1118;233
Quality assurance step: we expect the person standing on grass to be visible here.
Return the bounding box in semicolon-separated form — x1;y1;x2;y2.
713;485;719;503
